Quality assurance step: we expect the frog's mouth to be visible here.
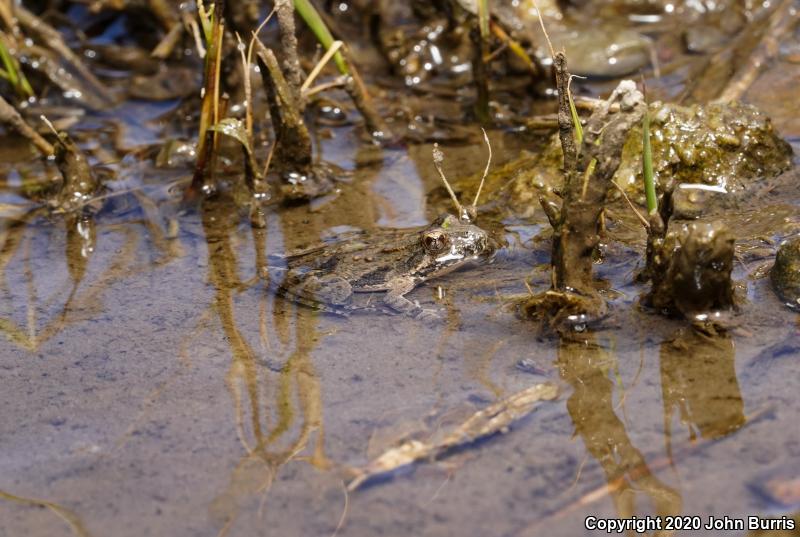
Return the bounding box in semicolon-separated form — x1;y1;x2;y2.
466;232;497;259
436;232;496;263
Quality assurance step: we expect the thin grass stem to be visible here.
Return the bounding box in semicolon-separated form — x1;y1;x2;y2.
293;0;348;75
642;108;657;214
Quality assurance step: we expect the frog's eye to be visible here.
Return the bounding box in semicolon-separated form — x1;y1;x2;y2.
423;231;449;254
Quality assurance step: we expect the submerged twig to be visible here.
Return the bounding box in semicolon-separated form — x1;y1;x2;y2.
342;56;391;139
489;21;539;76
347;383;558;491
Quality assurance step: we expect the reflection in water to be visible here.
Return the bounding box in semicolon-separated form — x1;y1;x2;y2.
0;490;92;537
64;213;96;286
558;335;682;534
660;325;745;460
199;195;328;534
0;191;179;351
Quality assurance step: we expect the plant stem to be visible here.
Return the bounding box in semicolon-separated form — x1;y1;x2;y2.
478;0;490;41
293;0;348;75
192;1;224;190
0;34;33;99
642;108;657;214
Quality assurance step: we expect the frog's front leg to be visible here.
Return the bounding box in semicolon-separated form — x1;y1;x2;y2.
290;274;354;310
382;276;439;320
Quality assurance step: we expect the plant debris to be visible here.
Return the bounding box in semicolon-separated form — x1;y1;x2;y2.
347;382;558;491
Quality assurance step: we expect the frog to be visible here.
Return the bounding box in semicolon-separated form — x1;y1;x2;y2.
265;214;494;319
265;135;496;319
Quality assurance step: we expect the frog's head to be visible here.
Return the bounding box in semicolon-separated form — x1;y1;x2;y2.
421;214;495;267
423;131;496;270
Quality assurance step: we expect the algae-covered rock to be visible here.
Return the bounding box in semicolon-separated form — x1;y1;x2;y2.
456;101;792;219
771;237;800;311
615;102;793;198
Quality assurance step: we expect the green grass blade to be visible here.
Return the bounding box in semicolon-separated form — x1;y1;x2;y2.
568;89;582;145
293;0;348;75
0;37;33;98
478;0;490;41
642;108;657;214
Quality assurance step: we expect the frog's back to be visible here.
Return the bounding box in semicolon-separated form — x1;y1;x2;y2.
263;227;424;314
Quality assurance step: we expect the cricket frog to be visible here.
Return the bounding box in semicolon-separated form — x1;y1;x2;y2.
265;214;494;319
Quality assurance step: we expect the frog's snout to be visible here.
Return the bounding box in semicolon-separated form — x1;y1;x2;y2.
470;229;496;258
481;234;499;258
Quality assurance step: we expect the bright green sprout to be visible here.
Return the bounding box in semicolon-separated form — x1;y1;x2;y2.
642;107;657;215
294;0;349;75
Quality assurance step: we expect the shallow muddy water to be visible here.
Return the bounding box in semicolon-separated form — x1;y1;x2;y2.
1;117;799;536
2;3;800;536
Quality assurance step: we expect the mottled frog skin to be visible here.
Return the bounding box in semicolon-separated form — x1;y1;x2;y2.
266;214;494;319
